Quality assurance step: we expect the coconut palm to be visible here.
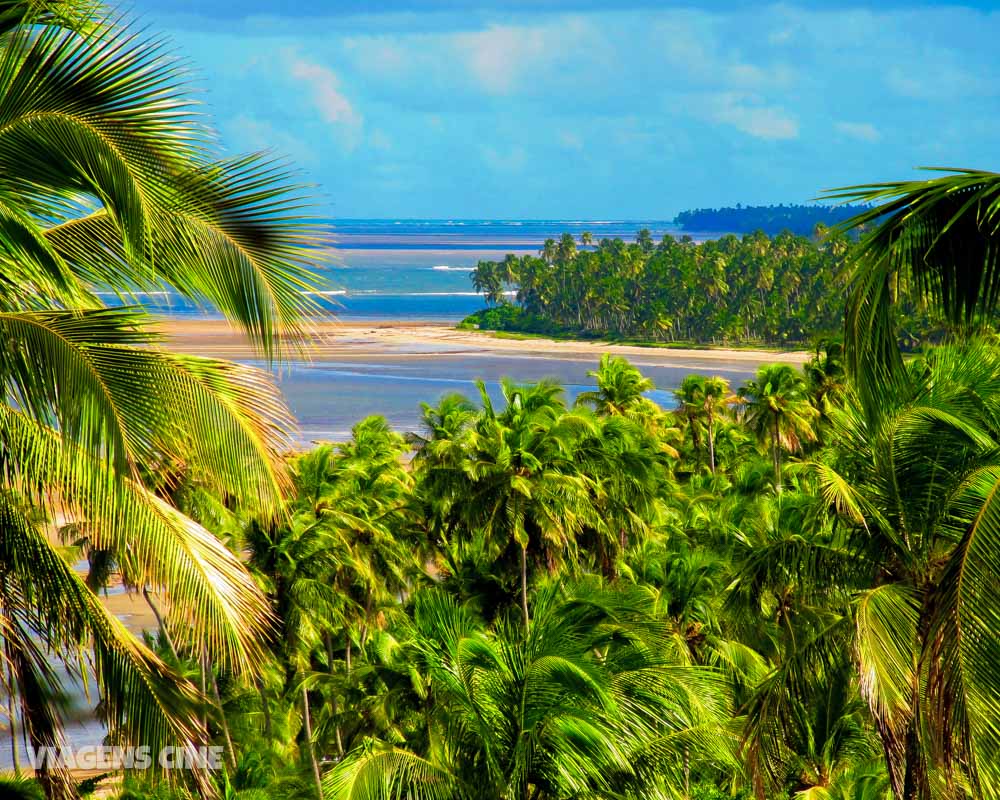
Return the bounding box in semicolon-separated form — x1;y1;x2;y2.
734;341;1000;800
825;168;1000;391
804;339;847;420
577;353;654;417
737;365;818;491
462;379;593;628
674;375;733;473
701;376;733;473
323;583;732;800
572;412;670;577
0;2;324;796
676;375;708;466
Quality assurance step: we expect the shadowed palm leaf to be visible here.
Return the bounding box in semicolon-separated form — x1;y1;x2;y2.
825;168;1000;391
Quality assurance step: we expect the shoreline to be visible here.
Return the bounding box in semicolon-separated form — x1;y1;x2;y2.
161;318;809;366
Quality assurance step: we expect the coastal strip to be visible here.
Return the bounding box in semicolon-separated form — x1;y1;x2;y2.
161;318;809;367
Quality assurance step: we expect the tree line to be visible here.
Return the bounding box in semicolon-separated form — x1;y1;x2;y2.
674;204;870;236
466;229;944;346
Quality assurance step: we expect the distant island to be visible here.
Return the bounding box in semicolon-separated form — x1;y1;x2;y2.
674;203;870;236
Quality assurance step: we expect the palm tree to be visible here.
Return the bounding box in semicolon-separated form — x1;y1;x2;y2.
577;353;654;416
323;583;732;800
463;379;592;628
803;339;846;419
737;365;818;491
825;168;1000;392
729;342;1000;800
250;419;420;798
579;355;681;453
811;342;1000;800
676;375;708;467
0;3;324;796
701;376;733;473
573;413;669;577
636;228;654;253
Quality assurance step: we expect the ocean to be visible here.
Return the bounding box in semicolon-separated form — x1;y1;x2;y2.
99;219;750;441
115;219;706;322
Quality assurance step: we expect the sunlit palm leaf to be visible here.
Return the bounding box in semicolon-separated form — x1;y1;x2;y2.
0;405;273;671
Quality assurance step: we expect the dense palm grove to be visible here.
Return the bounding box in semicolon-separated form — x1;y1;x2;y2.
2;2;1000;800
465;229;942;346
87;339;1000;800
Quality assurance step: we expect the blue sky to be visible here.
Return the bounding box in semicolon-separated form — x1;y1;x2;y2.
138;1;1000;219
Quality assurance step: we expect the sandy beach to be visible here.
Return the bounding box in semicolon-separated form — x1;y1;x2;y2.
162;318;809;367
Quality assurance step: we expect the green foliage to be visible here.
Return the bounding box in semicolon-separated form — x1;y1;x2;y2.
0;1;322;797
3;5;998;797
461;304;565;336
467;229;951;347
468;229;854;345
225;347;931;800
0;775;46;800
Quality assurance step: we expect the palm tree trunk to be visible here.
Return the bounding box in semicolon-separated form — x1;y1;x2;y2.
360;593;373;650
323;633;344;757
901;718;925;800
707;409;716;473
302;684;324;800
520;543;530;630
143;588;179;662
772;415;782;492
210;670;236;770
6;666;19;776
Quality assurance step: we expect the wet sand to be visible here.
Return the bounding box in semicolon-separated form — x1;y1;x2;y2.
161;318;808;367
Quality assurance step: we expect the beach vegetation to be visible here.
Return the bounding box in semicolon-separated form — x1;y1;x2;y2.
465;228;951;347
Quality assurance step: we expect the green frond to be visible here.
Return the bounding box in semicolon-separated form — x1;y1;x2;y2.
0;308;294;508
0;404;274;672
0;497;218;798
927;466;1000;798
323;742;458;800
854;584;918;734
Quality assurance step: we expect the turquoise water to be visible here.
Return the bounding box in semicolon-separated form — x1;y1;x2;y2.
270;352;760;443
105;219;741;440
108;219;719;322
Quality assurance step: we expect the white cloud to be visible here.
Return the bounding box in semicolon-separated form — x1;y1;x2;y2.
288;54;363;147
768;26;797;46
835;121;880;142
885;63;990;101
706;93;799;140
558;130;584;151
227;114;316;164
656;17;795;92
452;25;549;95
